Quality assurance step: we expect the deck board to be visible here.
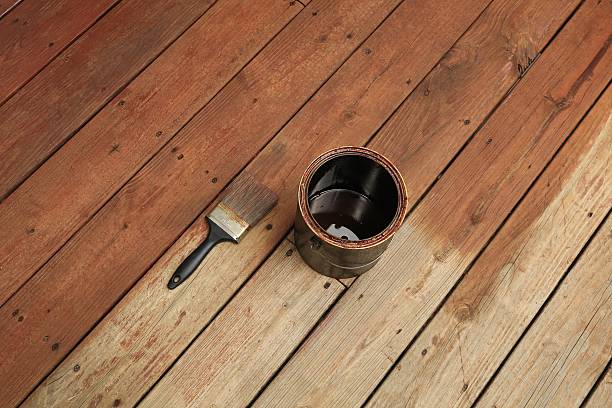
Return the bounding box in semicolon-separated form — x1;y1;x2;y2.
1;0;610;406
254;1;611;405
0;0;217;201
367;85;611;408
0;0;119;105
476;215;611;408
0;0;410;405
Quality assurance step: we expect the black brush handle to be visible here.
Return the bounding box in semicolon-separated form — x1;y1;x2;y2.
167;218;236;289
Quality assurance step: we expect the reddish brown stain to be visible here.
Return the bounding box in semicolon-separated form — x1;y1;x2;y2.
174;310;187;328
88;394;103;408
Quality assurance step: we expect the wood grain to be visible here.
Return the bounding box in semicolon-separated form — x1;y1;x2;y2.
367;87;611;408
254;1;612;406
584;367;612;408
0;0;405;405
476;216;611;408
0;0;217;201
23;0;493;405
143;240;344;407
0;0;22;18
0;0;119;105
0;0;301;308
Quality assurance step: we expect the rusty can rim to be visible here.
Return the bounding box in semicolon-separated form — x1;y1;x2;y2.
298;146;408;250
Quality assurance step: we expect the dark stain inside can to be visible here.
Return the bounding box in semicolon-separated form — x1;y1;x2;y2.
307;155;399;241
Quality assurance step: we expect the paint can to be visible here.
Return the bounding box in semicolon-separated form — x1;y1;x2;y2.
295;146;408;279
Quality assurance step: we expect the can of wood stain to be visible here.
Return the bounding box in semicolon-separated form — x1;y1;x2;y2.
295;146;408;279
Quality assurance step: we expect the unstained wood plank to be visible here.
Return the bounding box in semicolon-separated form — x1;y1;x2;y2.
584;367;612;408
23;0;494;405
142;240;344;407
367;86;611;408
0;0;406;405
476;215;611;408
0;0;119;104
254;1;611;406
0;0;217;201
0;0;301;310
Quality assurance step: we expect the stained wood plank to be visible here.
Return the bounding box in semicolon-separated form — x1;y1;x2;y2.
0;0;217;201
0;0;119;105
584;367;612;408
367;86;612;408
0;0;301;308
476;216;612;408
254;1;612;406
0;0;406;405
23;0;494;405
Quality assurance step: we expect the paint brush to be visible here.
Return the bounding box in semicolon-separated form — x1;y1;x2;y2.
167;174;277;289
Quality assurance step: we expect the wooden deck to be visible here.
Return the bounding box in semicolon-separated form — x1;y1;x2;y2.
0;0;610;406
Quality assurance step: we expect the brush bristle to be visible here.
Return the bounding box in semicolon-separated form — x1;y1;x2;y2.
221;173;278;226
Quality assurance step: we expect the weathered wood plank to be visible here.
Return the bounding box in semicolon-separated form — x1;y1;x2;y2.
0;0;406;405
0;0;119;105
0;0;301;309
367;86;611;408
143;240;344;407
584;367;612;408
254;1;612;406
476;216;611;408
23;0;494;405
0;0;217;201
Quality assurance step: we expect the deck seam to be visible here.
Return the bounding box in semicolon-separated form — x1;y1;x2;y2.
579;357;612;408
0;0;23;20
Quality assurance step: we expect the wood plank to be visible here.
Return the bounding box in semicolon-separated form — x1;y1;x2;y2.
0;0;119;105
254;1;612;406
367;86;612;408
0;0;218;201
0;0;406;405
584;367;612;408
476;216;612;408
143;240;345;407
0;0;301;308
23;0;495;405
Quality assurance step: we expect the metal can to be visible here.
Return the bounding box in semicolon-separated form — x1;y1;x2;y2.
295;146;408;279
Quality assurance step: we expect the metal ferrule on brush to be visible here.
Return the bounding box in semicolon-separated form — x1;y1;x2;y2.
208;203;250;242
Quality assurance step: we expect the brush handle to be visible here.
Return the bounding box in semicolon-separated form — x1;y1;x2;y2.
167;218;236;289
